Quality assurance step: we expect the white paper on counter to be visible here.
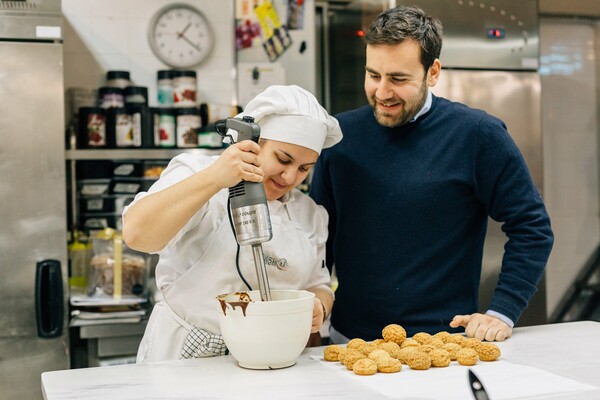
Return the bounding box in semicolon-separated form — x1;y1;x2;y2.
312;356;597;400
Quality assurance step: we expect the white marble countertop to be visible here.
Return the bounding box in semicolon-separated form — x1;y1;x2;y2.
42;321;600;400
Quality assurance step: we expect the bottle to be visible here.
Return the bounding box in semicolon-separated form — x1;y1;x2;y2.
172;70;197;107
124;86;148;106
157;70;174;107
98;87;124;109
155;108;176;148
176;107;201;148
78;107;108;148
106;70;131;89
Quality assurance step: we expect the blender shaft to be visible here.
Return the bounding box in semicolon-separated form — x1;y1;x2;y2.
251;243;272;301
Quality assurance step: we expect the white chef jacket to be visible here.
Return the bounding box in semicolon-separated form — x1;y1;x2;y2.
123;153;333;363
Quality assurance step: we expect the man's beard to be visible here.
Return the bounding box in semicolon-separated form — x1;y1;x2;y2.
368;79;428;128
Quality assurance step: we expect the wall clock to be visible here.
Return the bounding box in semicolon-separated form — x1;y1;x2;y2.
148;3;214;69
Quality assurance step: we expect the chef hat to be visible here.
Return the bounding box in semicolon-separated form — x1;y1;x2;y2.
229;85;342;154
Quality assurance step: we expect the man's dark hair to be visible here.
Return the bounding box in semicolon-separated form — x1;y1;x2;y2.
364;5;443;72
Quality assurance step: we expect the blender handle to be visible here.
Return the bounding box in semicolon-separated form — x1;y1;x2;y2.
35;259;64;338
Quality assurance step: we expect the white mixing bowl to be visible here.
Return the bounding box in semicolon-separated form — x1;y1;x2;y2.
217;290;315;369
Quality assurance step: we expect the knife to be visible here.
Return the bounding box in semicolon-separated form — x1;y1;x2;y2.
468;369;490;400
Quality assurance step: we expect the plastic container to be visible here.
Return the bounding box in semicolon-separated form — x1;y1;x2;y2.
106;70;131;89
198;124;224;149
127;105;154;148
98;87;124;109
176;107;201;148
112;160;144;177
155;108;176;147
106;107;137;148
78;107;108;148
111;178;141;194
124;86;148;106
157;70;174;107
172;70;197;107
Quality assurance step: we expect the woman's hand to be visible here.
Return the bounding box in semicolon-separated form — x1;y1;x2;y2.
205;140;263;189
311;298;326;334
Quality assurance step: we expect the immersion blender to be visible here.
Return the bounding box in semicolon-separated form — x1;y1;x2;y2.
215;116;273;301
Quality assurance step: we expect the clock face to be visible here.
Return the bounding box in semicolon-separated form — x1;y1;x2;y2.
148;4;214;69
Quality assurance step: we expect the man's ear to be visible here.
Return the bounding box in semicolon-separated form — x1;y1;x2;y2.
427;58;442;87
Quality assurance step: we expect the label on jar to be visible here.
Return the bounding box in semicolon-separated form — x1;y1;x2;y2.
157;80;174;106
130;112;143;147
86;113;106;147
198;131;223;148
115;113;135;147
176;114;200;147
173;77;197;107
157;114;176;147
100;92;124;109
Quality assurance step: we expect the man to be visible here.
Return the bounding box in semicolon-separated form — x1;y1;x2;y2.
309;5;553;343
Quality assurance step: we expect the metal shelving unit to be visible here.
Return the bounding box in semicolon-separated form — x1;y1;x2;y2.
66;148;223;160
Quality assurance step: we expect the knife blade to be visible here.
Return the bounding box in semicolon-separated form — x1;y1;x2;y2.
468;369;490;400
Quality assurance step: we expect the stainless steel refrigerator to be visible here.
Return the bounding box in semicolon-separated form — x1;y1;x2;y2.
0;1;69;399
319;0;546;326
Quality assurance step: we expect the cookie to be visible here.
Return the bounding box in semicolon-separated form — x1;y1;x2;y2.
377;356;403;373
352;358;378;376
430;348;451;367
443;343;462;360
382;324;407;345
323;345;346;362
477;342;501;361
379;341;402;359
342;349;366;370
405;350;432;370
456;347;479;366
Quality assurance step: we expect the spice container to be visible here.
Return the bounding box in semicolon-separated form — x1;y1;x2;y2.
124;86;148;106
155;108;176;147
172;70;197;107
106;107;136;148
176;107;201;148
198;124;224;148
106;70;131;89
98;87;124;109
127;104;154;148
78;107;109;148
157;70;174;107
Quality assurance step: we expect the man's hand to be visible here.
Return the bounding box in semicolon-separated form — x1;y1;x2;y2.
311;298;325;334
449;313;512;342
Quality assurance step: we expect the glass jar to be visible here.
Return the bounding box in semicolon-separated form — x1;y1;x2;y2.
172;70;197;108
176;107;200;148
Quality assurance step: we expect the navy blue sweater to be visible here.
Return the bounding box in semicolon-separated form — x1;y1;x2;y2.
310;95;553;340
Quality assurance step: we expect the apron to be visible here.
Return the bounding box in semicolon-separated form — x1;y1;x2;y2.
136;197;318;363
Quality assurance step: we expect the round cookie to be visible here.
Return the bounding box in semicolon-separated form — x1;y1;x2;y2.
379;341;402;359
352;358;378;376
377;357;403;373
342;349;365;370
430;348;451;367
382;324;407;344
323;345;346;362
456;347;479;366
405;350;432;370
443;343;462;360
477;342;501;361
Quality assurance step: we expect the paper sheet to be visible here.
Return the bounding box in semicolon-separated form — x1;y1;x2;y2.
312;356;597;400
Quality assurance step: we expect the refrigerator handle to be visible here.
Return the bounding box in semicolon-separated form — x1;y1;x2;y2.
35;259;64;338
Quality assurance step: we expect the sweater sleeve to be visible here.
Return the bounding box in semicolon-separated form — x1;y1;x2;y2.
473;115;554;323
309;150;337;273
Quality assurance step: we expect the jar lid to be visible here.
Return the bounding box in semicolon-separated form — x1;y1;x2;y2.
106;70;130;80
155;107;175;115
124;86;148;96
176;107;200;115
98;86;124;95
171;70;197;78
157;70;174;80
79;106;105;113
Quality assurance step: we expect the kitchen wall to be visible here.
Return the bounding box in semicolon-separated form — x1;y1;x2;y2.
62;0;235;114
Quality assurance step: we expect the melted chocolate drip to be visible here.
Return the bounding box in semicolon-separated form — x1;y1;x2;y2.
217;291;253;316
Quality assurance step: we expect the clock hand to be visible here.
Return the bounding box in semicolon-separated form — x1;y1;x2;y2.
177;23;191;39
180;34;201;52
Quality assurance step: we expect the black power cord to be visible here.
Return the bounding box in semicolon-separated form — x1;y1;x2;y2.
226;196;252;290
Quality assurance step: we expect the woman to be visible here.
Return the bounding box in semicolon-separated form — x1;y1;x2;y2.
123;85;343;363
